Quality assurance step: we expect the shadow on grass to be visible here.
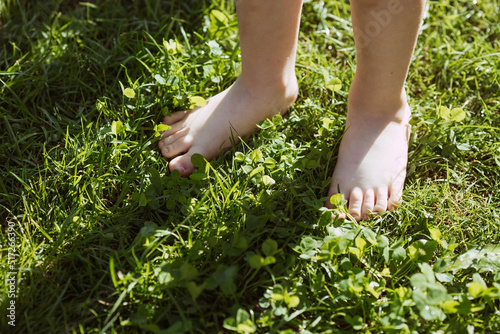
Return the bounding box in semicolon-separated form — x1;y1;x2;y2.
1;0;239;332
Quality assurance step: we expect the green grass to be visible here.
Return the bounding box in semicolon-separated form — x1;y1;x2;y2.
1;0;500;333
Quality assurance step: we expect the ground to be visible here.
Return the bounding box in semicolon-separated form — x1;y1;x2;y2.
1;0;499;333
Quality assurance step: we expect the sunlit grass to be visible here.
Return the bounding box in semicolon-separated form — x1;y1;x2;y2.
1;0;499;333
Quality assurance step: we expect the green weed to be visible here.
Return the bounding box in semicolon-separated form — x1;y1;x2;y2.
1;0;499;333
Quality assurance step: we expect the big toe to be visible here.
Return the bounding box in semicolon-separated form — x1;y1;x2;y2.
169;156;194;177
168;145;211;177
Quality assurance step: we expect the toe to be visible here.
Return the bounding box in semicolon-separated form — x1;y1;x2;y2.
361;189;375;220
161;121;185;138
169;156;193;177
348;187;364;221
160;132;193;159
159;128;183;150
332;211;347;221
325;181;343;210
163;110;189;125
373;188;388;213
161;128;188;146
169;144;210;177
325;184;347;220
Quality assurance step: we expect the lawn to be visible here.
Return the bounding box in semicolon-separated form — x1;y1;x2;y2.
1;0;500;333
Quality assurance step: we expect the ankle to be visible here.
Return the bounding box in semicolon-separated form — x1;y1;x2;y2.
348;85;409;121
238;73;298;106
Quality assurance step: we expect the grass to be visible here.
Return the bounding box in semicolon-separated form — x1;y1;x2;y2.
1;0;500;333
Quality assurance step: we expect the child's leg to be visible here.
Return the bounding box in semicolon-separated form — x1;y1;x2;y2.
327;0;425;220
159;0;302;176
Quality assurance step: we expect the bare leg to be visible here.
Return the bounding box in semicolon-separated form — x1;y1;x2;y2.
327;0;425;220
159;0;302;176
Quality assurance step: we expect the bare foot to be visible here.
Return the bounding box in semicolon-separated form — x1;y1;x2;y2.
326;99;411;221
159;78;298;176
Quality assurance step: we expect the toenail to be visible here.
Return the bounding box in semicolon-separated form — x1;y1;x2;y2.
175;164;186;174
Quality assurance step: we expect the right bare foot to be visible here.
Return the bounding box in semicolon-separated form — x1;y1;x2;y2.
326;92;411;221
158;77;298;176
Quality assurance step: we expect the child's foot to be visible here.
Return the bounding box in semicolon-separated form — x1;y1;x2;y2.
159;77;298;176
326;99;411;221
